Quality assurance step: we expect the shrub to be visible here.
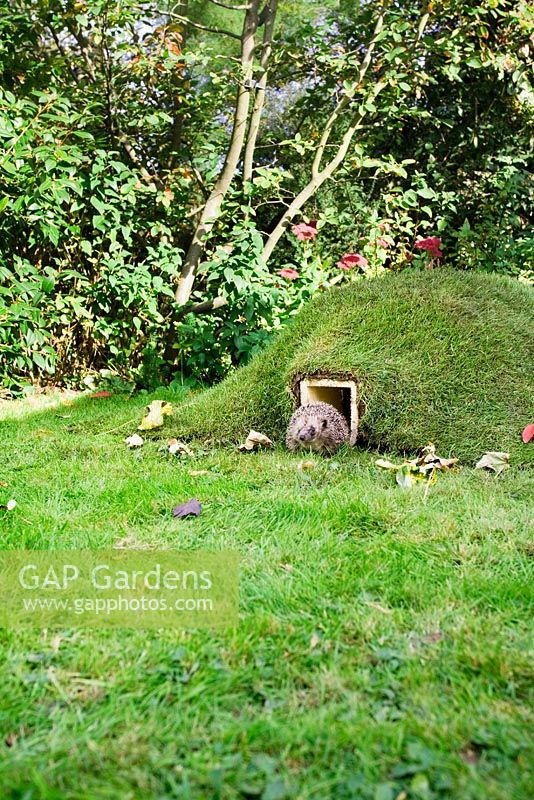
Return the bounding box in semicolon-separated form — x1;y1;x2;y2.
0;88;183;391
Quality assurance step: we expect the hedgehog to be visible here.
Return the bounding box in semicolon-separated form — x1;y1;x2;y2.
286;402;350;454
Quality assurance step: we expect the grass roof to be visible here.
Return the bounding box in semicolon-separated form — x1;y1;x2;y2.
173;270;534;463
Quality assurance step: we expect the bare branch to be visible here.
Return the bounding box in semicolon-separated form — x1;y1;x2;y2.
64;18;97;81
243;0;278;182
312;7;386;178
262;7;431;264
261;113;367;263
115;131;155;184
155;8;241;39
177;296;229;317
207;0;252;9
46;24;79;82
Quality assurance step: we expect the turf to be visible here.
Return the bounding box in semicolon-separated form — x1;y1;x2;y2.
171;270;534;463
0;390;533;799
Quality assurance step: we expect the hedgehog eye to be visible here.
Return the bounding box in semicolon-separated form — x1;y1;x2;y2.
322;419;328;429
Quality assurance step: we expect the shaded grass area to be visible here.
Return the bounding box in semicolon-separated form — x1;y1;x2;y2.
0;391;533;800
171;270;534;463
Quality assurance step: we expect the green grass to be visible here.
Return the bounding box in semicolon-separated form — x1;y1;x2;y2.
171;270;534;463
0;390;533;799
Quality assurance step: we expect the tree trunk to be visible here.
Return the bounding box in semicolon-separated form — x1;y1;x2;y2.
175;0;262;305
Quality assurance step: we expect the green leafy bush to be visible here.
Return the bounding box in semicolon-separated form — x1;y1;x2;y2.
0;88;183;391
1;0;532;391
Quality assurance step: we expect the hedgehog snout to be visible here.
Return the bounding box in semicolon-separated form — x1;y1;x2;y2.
298;425;316;442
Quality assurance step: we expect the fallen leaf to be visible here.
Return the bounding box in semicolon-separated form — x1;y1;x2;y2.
475;451;510;475
522;423;534;444
310;633;321;649
417;443;459;471
189;470;210;477
238;430;274;452
0;480;7;487
125;434;144;448
92;391;112;398
172;498;202;519
376;443;458;491
138;400;173;431
168;438;193;456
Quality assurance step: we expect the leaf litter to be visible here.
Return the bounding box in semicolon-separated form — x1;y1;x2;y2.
376;443;459;494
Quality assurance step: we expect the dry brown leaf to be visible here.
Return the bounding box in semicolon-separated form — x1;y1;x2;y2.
238;430;274;452
168;438;193;456
416;443;459;471
475;451;510;475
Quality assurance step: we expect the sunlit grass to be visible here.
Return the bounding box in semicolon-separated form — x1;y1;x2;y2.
0;391;532;799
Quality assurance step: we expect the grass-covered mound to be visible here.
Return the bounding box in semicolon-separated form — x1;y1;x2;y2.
174;270;534;462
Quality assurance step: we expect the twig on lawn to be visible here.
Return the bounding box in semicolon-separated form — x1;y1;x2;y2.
97;418;140;435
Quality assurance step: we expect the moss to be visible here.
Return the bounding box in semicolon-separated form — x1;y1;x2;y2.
173;270;534;463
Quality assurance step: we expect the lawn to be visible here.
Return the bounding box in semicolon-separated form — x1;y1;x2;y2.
0;390;533;800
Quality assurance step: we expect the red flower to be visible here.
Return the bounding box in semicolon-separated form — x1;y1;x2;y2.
291;221;318;241
337;252;368;270
414;236;442;258
277;268;300;280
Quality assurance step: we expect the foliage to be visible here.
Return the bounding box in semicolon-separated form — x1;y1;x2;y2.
170;270;534;463
0;83;184;391
0;0;533;389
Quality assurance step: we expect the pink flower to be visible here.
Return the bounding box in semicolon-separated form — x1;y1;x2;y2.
277;268;300;280
291;220;318;241
414;236;442;258
376;237;390;248
378;222;390;232
337;252;368;270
